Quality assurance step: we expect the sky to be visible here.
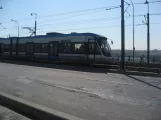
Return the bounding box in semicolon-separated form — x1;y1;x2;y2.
0;0;161;50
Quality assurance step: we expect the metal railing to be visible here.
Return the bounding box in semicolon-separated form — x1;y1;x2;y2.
112;55;161;64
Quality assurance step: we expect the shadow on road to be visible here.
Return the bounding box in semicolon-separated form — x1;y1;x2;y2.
0;59;109;74
126;75;161;91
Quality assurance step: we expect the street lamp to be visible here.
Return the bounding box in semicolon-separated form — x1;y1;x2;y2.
31;13;37;36
144;0;150;65
128;0;135;63
11;19;19;37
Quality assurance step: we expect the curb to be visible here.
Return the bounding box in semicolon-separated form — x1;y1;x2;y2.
0;92;84;120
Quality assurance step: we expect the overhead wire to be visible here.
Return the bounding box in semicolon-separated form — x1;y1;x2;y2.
150;13;161;16
37;5;121;19
18;6;121;28
37;6;121;25
36;23;160;33
1;2;160;36
134;0;161;4
2;21;160;37
38;17;121;28
1;1;160;24
3;13;159;30
148;0;161;3
36;14;145;28
1;9;107;25
1;5;121;24
36;9;108;25
38;25;121;32
4;14;150;29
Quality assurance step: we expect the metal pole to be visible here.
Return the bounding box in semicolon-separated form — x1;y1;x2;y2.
121;0;125;70
31;13;37;36
132;3;135;63
15;21;19;37
17;21;19;38
147;2;150;65
35;20;37;36
35;14;37;36
129;0;135;63
11;19;19;37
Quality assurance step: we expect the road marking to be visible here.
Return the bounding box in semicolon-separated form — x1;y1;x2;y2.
106;81;133;85
16;77;32;84
85;78;133;85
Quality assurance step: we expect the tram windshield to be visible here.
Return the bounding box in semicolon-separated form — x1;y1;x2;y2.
98;38;111;57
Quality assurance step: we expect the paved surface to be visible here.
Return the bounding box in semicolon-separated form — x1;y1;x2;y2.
0;106;30;120
0;62;161;120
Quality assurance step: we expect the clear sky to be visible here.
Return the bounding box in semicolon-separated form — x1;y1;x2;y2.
0;0;161;50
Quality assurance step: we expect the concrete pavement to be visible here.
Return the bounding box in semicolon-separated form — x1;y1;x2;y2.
0;62;161;120
0;106;30;120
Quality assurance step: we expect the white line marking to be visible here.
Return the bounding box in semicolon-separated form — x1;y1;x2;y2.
85;78;133;85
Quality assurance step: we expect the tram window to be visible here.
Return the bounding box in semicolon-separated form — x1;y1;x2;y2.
0;44;4;53
4;44;10;52
88;42;101;55
12;44;16;52
34;43;41;53
19;43;26;52
89;43;94;54
59;43;72;53
73;43;85;54
95;44;101;55
12;39;17;52
41;43;48;53
49;43;53;54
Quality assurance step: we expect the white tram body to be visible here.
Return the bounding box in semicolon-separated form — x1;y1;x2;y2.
0;32;113;64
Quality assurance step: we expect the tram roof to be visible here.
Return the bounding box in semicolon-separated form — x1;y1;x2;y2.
0;32;107;40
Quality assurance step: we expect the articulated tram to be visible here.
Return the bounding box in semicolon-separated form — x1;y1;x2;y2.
0;32;113;64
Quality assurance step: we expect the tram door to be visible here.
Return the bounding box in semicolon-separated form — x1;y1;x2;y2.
26;42;34;59
0;43;3;56
48;41;59;60
10;38;18;57
87;39;95;64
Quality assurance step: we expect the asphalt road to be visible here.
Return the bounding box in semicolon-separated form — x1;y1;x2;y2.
0;62;161;120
